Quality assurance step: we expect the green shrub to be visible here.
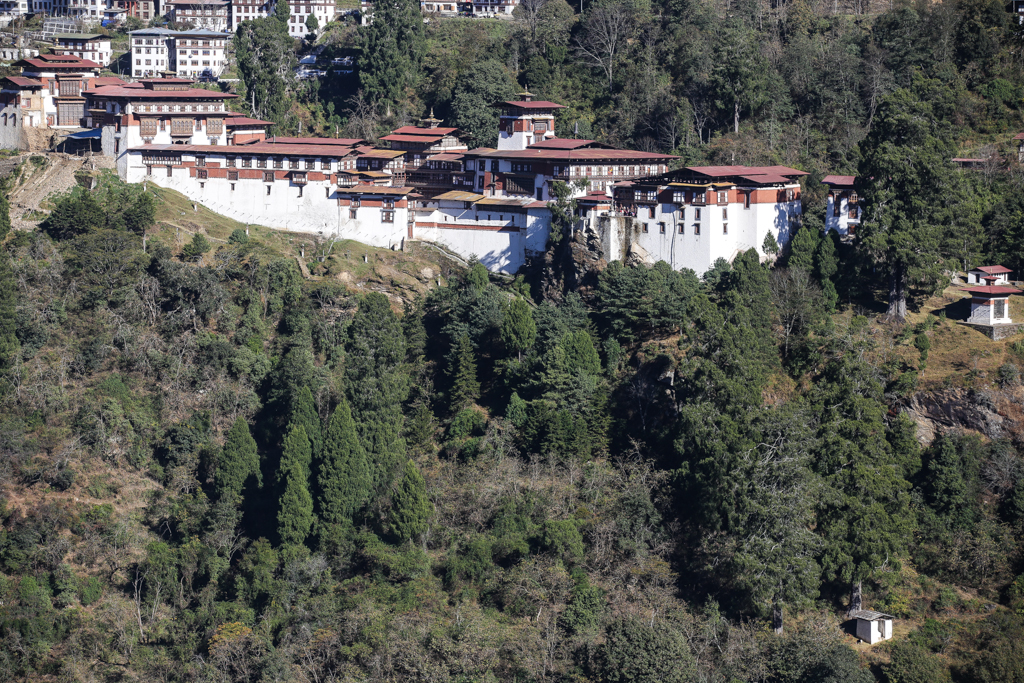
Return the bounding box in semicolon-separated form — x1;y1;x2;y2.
542;519;584;563
78;576;104;606
599;617;696;683
180;233;212;262
883;640;950;683
228;228;249;244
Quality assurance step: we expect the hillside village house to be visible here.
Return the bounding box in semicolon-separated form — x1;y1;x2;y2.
164;0;231;32
230;0;274;30
286;0;334;38
53;34;113;67
822;174;860;236
963;277;1018;326
0;55;119;149
113;0;158;21
130;28;229;80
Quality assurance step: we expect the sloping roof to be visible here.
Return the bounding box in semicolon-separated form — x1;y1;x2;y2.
380;134;443;144
1014;133;1024;141
479;148;676;161
494;100;565;109
427;153;464;162
972;265;1013;274
138;77;194;84
270;137;362;146
36;53;86;61
3;76;43;88
465;147;496;155
822;174;856;186
132;142;368;157
392;125;458;136
961;285;1019;296
528;138;617;150
359;149;405;159
89;76;127;87
739;173;792;184
225;116;273;127
340;184;414;195
686;165;808;177
434;191;484;201
850;610;895;621
475;197;534;207
84;84;235;99
53;33;106;40
17;56;101;69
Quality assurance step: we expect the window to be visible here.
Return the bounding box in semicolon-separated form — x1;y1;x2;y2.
694;223;700;235
305;158;315;169
832;194;841;217
678;223;684;234
167;165;173;177
242;158;252;168
226;156;235;168
321;159;331;170
227;170;238;181
257;158;267;169
383;198;395;209
694;208;701;221
289;158;299;169
693;191;705;204
491;160;499;172
263;171;274;182
642;223;649;233
648;207;655;219
197;168;208;179
722;208;727;220
849;192;859;219
672;190;685;204
659;222;665;234
383;210;394;223
266;185;271;195
723;223;728;235
146;164;152;176
196;156;206;166
349;208;357;219
273;158;283;169
743;192;751;209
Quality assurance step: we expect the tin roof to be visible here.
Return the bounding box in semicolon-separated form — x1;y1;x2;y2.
822;174;856;186
494;100;565;109
52;33;107;40
478;148;676;161
380;133;443;144
686;165;808;177
433;191;484;201
529;138;605;149
85;84;235;99
961;285;1019;296
973;265;1013;274
739;173;793;184
225;116;274;127
392;125;458;136
427;153;464;162
3;76;43;88
359;149;405;159
340;184;413;195
850;610;895;621
270;137;362;146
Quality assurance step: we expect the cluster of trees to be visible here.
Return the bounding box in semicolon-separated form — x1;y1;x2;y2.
0;164;1023;680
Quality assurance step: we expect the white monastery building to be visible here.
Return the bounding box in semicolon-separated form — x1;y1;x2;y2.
165;0;231;32
287;0;334;38
130;28;229;80
966;264;1012;285
230;0;275;30
822;174;859;236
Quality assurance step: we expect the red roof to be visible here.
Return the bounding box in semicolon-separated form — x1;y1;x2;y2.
3;76;42;88
225;116;273;127
822;174;856;186
138;77;194;84
37;53;83;62
270;137;362;146
480;148;676;161
427;153;464;162
132;142;371;157
466;147;496;155
686;165;808;177
380;134;443;144
85;84;235;99
89;76;127;87
973;265;1013;274
495;100;565;110
529;139;598;150
341;184;413;195
18;56;100;69
739;173;793;184
392;125;458;136
962;285;1019;296
1014;133;1024;141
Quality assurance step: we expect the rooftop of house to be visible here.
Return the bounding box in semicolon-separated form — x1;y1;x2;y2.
53;33;108;41
962;285;1020;296
224;116;274;127
822;174;856;187
972;265;1013;274
528;138;615;150
133;142;368;157
129;28;228;38
16;55;101;70
268;137;363;146
2;76;43;88
392;124;459;136
477;147;676;161
84;83;236;99
380;133;443;144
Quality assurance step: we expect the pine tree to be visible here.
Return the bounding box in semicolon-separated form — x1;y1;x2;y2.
277;425;314;546
507;392;527;427
449;334;479;411
0;187;11;242
501;297;536;360
217;417;262;502
318;398;370;525
389;459;431;542
345;292;408;490
816;231;839;312
0;247;17;375
289;386;321;473
786;224;820;271
358;0;425;108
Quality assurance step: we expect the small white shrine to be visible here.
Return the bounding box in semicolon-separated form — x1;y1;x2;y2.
851;610;894;644
964;277;1017;325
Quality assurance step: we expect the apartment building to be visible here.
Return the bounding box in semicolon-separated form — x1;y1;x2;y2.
53;33;113;66
130;28;229;79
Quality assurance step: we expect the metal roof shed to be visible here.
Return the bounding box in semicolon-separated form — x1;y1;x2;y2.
850;610;894;644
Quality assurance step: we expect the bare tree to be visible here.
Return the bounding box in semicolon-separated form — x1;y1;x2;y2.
512;0;547;53
574;0;635;93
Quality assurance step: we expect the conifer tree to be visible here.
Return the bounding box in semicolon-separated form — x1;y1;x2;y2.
217;417;262;501
318;398;370;525
449;334;479;411
345;292;408;490
786;224;820;271
0;187;11;242
501;297;536;360
278;425;314;546
389;459;431;542
358;0;425;108
816;232;839;312
289;386;321;473
0;247;17;375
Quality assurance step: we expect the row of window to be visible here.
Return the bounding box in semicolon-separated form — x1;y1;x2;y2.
640;221;728;237
136;103;224;113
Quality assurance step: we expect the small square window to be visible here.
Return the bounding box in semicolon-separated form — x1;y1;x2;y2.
642;223;649;233
677;224;684;234
694;208;702;221
659;222;665;234
694;223;701;235
266;185;271;195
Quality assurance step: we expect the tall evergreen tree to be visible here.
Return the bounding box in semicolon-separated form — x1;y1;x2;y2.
856;88;955;321
277;425;314;546
289;386;322;473
234;12;294;125
389;459;431;542
449;334;480;411
358;0;425;108
344;292;408;489
217;417;262;501
0;187;11;242
318;398;370;525
501;297;536;360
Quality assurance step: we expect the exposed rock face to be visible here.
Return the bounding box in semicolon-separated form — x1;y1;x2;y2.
904;388;1010;445
535;224;608;304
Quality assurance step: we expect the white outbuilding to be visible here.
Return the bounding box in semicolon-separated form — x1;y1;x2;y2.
851;610;894;644
967;265;1012;285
